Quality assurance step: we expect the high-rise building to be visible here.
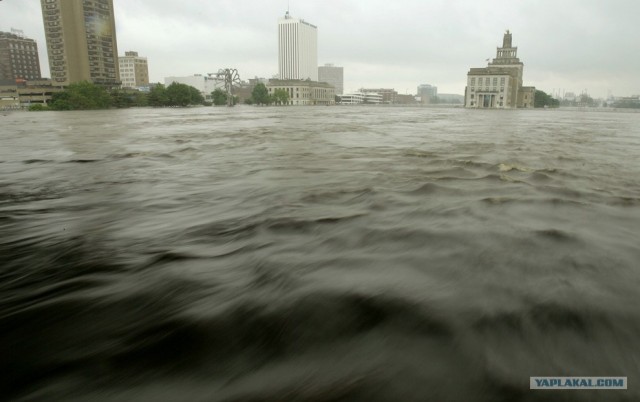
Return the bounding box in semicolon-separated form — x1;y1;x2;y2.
0;29;42;81
417;84;437;104
318;63;343;95
40;0;120;86
118;51;149;89
278;11;317;81
464;31;535;108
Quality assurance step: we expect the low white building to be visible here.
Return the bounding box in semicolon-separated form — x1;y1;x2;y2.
340;92;364;104
339;92;382;105
164;74;223;101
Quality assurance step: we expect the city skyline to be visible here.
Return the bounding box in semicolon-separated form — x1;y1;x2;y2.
1;0;639;98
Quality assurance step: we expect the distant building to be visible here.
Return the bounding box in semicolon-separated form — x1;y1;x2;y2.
40;0;119;86
267;79;335;105
339;93;365;105
338;92;384;105
278;11;318;81
436;93;465;104
360;88;397;104
417;84;437;104
464;30;535;108
118;51;149;89
318;63;343;95
164;74;223;101
0;29;42;81
395;94;418;104
0;78;62;109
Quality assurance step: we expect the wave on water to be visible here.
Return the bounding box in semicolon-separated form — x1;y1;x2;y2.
1;107;639;401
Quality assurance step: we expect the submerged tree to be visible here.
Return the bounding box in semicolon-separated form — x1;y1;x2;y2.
147;83;204;107
251;83;271;106
211;88;228;106
50;81;112;110
534;90;560;108
148;84;169;107
272;89;290;105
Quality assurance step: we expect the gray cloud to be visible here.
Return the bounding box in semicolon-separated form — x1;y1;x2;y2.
1;0;638;97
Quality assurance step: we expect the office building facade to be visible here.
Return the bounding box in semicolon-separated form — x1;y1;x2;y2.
465;31;535;108
40;0;120;86
267;79;335;105
278;11;318;81
0;30;42;81
118;51;149;89
318;63;343;95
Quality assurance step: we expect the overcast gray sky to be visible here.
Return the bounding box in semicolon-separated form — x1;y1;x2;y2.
1;0;639;98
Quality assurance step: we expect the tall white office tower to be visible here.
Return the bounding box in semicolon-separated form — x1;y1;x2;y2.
278;11;318;81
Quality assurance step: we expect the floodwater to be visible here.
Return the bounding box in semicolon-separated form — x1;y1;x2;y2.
1;106;639;401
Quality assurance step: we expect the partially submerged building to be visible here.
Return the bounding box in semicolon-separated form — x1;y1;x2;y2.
465;31;535;109
267;79;335;105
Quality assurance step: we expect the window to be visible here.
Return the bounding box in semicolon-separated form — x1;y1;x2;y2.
493;78;497;86
471;78;476;85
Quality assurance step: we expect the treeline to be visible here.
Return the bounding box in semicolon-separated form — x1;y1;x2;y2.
29;81;294;111
211;83;289;106
244;83;289;105
610;99;640;109
29;81;209;111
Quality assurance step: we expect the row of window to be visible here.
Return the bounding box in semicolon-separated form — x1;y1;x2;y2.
469;87;505;93
470;77;506;86
9;54;38;60
468;102;506;107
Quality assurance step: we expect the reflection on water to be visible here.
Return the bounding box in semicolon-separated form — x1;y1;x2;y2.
1;107;639;401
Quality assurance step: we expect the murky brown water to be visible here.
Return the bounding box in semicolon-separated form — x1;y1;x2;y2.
1;106;639;401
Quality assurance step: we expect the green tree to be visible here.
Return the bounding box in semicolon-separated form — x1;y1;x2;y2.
212;88;228;106
110;89;135;108
534;90;560;108
28;104;49;111
148;84;168;107
166;82;192;107
613;99;640;109
133;91;148;107
251;83;271;105
50;81;112;110
188;86;205;105
273;88;290;105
